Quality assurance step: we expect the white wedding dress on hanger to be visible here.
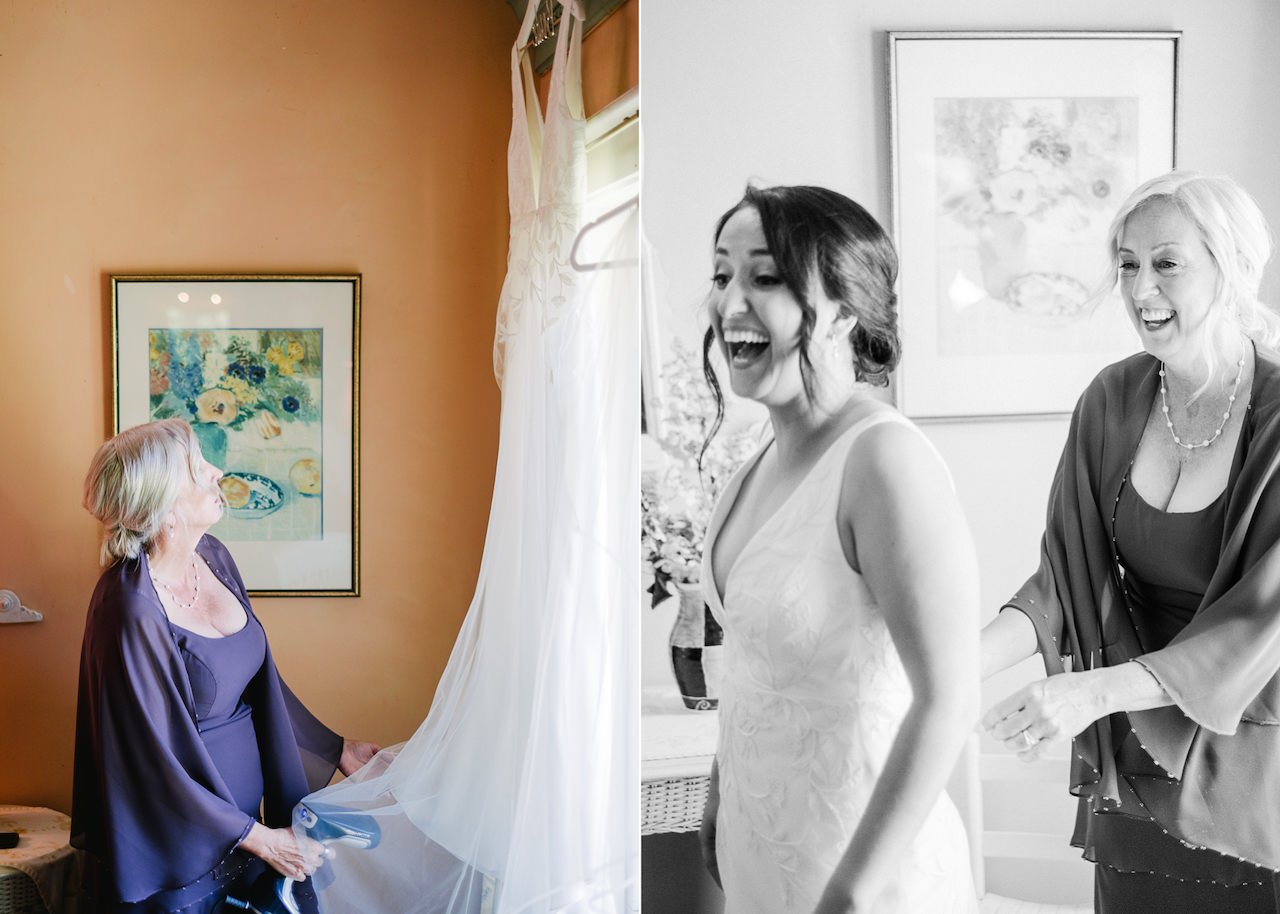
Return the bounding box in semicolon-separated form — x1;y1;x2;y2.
298;3;638;911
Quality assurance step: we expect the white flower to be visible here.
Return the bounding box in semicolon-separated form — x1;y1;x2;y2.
995;124;1031;171
203;348;229;388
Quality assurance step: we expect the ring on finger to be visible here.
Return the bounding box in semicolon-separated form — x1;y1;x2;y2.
1016;729;1038;749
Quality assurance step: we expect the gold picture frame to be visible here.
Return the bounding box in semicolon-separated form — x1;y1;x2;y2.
111;274;361;596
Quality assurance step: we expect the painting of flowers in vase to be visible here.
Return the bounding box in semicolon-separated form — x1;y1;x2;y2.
933;96;1137;357
149;328;324;542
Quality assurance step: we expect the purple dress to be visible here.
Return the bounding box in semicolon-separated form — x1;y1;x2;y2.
72;535;344;913
1005;350;1280;892
171;615;268;821
1090;475;1279;912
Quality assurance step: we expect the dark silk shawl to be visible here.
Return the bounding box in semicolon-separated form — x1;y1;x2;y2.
1008;346;1280;873
71;535;343;908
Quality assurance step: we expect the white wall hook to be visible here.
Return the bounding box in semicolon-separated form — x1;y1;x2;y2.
0;590;43;623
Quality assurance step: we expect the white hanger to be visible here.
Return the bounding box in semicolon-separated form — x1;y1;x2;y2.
570;194;639;271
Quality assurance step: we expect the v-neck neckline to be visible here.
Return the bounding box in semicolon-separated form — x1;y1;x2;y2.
510;1;580;211
705;412;895;612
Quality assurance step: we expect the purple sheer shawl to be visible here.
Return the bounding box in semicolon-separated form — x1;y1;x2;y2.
71;535;343;908
1007;346;1280;873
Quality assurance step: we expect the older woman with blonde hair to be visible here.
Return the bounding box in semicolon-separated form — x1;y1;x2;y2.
72;418;378;912
982;172;1280;911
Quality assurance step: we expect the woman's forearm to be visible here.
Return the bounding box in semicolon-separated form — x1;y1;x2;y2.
981;606;1039;680
820;690;977;911
1085;660;1172;716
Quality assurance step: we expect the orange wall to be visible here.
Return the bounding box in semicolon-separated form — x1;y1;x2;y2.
536;0;639;117
581;0;639;116
0;0;518;811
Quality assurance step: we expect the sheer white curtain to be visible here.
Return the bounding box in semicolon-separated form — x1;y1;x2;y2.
296;4;638;910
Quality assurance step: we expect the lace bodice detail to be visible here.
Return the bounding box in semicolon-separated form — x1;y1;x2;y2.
492;7;586;386
703;412;976;914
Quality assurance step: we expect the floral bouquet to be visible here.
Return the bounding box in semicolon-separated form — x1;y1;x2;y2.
641;338;756;607
934;97;1130;316
148;330;320;461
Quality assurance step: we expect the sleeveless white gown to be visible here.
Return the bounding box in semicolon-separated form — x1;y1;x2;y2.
703;412;978;914
298;3;638;911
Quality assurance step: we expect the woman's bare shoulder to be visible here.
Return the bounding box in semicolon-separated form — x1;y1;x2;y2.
835;406;953;534
844;406;937;475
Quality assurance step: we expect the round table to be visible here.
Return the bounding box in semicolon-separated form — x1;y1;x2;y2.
0;806;78;914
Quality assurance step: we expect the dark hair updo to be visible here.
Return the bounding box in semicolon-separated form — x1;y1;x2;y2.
701;185;901;452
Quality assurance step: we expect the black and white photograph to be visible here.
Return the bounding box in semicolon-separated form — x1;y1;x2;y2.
642;3;1280;914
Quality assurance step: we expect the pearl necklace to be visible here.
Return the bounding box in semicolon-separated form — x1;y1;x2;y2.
151;554;201;610
1159;343;1248;450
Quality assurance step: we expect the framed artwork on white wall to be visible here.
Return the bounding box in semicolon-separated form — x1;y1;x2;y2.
112;274;361;596
888;31;1180;419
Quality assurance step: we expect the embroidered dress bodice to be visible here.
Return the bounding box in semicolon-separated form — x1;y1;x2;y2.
703;411;976;914
492;0;585;387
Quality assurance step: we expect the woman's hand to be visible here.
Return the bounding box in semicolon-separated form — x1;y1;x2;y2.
240;822;325;881
984;662;1172;760
982;671;1105;761
339;738;382;776
699;762;722;888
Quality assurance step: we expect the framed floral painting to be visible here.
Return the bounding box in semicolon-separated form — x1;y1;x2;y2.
112;274;360;596
888;31;1180;418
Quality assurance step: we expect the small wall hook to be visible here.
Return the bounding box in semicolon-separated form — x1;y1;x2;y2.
0;590;43;624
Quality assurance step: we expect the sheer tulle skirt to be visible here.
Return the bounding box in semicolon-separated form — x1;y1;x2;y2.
297;165;638;912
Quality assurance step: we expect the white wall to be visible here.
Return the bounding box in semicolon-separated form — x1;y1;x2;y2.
644;0;1280;614
642;0;1280;903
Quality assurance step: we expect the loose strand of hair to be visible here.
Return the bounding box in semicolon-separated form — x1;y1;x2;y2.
796;303;818;405
699;327;726;475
